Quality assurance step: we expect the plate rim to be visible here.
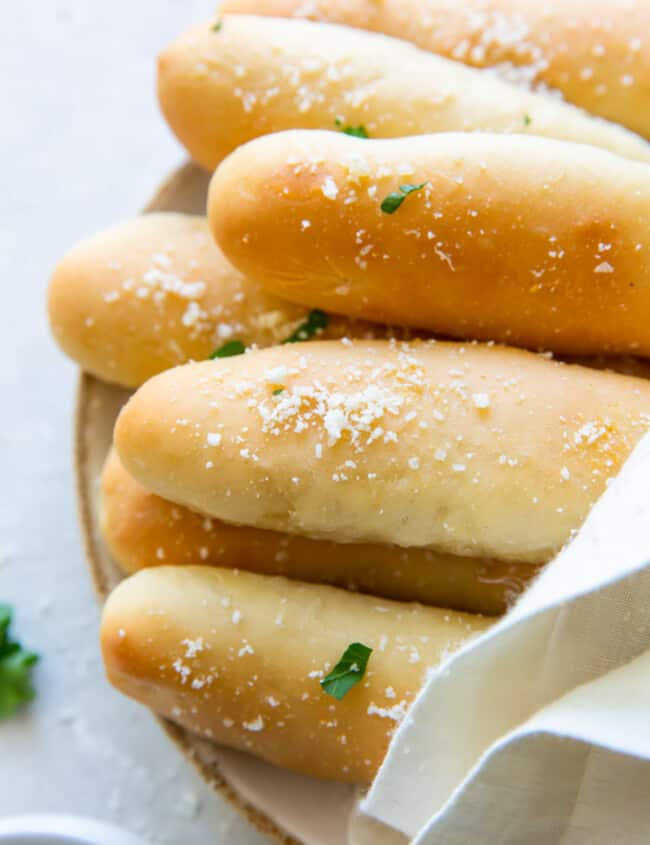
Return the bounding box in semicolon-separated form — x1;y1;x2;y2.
72;161;305;845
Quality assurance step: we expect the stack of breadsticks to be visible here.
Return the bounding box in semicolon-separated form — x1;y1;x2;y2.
48;3;650;786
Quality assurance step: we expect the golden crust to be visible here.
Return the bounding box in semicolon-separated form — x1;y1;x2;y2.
221;0;650;140
101;566;491;782
114;339;650;563
209;130;650;357
100;448;538;615
157;15;650;172
47;212;381;388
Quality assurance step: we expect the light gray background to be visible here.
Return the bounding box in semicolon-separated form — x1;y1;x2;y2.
1;2;269;842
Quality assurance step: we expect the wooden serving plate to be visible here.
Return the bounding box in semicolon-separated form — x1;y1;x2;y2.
74;162;360;845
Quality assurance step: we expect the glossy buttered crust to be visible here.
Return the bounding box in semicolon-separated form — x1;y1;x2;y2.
100;448;538;615
114;340;650;564
47;213;380;388
220;0;650;140
209;131;650;357
156;15;650;172
101;566;491;782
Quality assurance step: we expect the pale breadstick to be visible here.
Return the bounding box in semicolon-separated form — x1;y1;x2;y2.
156;15;650;172
101;448;538;615
48;213;381;388
209;130;650;357
221;0;650;140
114;340;650;564
101;566;490;782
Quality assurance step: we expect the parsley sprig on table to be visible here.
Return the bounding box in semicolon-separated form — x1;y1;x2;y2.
320;642;373;700
0;604;39;719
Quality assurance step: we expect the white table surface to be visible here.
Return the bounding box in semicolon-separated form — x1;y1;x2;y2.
0;2;270;843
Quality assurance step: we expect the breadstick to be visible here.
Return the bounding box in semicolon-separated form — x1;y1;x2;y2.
47;213;379;387
157;15;650;172
114;340;650;564
209;130;650;357
101;566;491;782
220;0;650;140
101;448;538;615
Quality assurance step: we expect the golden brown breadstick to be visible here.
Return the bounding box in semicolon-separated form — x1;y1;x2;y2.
48;213;382;388
157;15;650;172
114;340;650;564
101;566;491;782
209;130;650;357
101;448;538;615
221;0;650;140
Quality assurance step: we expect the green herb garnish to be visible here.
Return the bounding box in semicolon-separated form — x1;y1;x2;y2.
211;19;223;32
335;119;369;138
209;340;246;359
272;387;285;395
343;125;369;138
523;114;532;126
320;642;372;700
0;605;39;719
380;182;428;214
282;309;329;344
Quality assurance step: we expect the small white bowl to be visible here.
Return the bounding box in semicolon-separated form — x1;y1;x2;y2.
0;816;147;845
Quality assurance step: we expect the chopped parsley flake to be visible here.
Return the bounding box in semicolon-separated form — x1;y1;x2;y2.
282;310;329;344
211;19;222;32
380;182;428;214
209;340;246;359
0;604;39;719
272;387;285;395
320;642;372;700
335;119;369;138
524;114;532;126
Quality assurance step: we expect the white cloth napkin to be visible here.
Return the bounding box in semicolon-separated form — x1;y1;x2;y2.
351;430;650;844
